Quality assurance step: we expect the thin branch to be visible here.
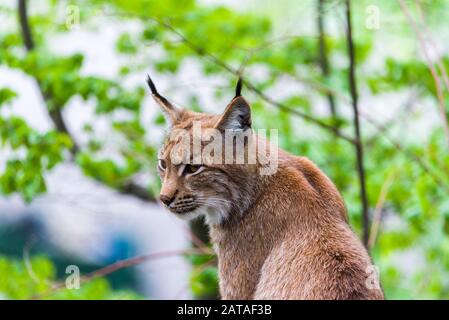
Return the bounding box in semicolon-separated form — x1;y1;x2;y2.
317;0;338;123
118;181;154;201
23;236;53;286
17;0;79;155
398;0;449;149
32;248;214;299
363;110;449;192
283;72;449;190
18;0;33;50
365;88;421;147
236;34;304;75
81;248;213;282
414;0;449;104
345;0;370;247
243;79;357;144
368;169;397;249
123;13;356;144
17;0;157;202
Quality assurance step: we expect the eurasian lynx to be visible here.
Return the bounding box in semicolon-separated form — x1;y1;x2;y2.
149;76;384;300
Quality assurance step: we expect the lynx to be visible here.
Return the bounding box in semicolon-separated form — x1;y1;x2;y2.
148;75;384;300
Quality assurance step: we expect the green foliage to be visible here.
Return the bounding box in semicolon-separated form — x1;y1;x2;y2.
76;152;141;188
1;0;449;299
187;252;218;299
0;116;72;202
0;88;17;105
190;266;219;298
0;255;141;299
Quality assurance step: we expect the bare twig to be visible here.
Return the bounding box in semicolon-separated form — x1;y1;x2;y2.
23;236;53;286
368;169;397;249
235;34;311;75
17;0;33;50
362;110;449;192
398;0;449;149
414;0;449;102
32;247;214;299
81;248;213;282
18;1;79;155
345;0;370;247
317;0;338;124
365;89;421;146
118;181;154;201
243;79;357;144
282;72;449;189
105;11;356;144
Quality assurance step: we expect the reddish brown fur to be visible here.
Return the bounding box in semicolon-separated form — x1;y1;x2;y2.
154;91;384;300
211;152;383;299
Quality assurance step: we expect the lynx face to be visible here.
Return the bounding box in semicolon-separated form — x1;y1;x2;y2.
149;76;255;225
157;125;244;224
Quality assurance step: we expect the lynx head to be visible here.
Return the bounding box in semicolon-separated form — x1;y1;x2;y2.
147;75;258;225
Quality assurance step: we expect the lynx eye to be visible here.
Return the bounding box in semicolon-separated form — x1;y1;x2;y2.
158;159;167;171
183;164;203;175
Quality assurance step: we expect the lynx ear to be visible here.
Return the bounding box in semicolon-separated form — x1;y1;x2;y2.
146;74;180;125
214;78;251;131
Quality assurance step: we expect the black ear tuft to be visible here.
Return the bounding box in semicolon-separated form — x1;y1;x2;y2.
235;77;243;97
146;74;174;108
146;74;159;96
145;74;180;124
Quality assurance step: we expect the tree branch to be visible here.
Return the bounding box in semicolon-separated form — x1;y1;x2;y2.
31;248;214;299
144;15;356;144
368;169;396;249
118;181;155;202
17;0;156;202
18;0;33;50
415;0;449;99
398;0;449;150
17;0;79;155
282;72;449;191
345;0;370;247
317;0;338;124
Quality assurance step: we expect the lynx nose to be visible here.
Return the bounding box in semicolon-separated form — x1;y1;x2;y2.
160;194;176;207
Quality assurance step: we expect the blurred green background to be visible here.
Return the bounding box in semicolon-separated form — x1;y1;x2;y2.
1;0;449;299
